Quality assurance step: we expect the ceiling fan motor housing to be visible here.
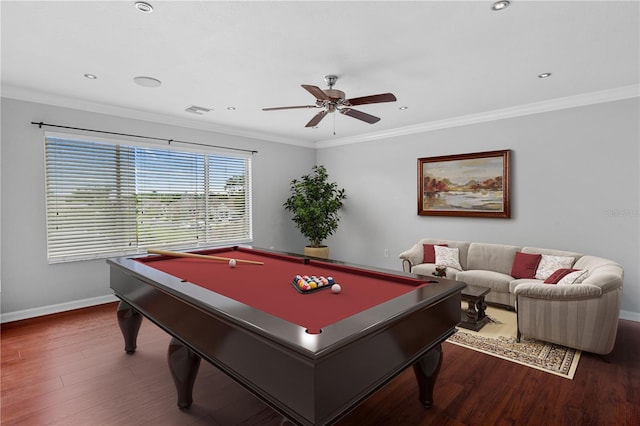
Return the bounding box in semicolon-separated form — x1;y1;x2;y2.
324;89;345;102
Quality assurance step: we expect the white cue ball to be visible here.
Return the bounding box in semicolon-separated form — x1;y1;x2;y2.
228;259;236;268
331;284;341;294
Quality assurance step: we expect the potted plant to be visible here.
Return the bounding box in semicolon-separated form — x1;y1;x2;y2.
283;165;346;258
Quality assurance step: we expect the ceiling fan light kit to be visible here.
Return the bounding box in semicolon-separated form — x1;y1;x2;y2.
263;75;397;128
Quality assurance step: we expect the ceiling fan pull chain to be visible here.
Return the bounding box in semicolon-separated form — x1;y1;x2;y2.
333;113;336;136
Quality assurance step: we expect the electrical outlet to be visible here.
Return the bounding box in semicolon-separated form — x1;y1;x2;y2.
383;248;389;257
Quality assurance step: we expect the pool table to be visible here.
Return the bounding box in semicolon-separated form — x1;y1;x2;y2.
108;246;464;426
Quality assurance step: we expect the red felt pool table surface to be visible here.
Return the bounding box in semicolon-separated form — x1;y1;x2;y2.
138;246;429;333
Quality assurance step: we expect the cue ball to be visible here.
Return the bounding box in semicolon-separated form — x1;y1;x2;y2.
229;259;236;268
331;284;341;294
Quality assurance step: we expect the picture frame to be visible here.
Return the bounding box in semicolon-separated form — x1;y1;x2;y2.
418;149;511;218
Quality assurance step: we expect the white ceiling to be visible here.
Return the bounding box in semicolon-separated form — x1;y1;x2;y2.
2;1;639;147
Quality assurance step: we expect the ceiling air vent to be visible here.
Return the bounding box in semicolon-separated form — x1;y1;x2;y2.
184;105;212;115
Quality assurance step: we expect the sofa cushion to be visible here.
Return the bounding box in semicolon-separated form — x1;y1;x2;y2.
411;263;461;280
399;239;471;269
423;244;447;263
421;239;470;270
544;268;584;284
456;270;513;294
466;243;520;275
544;269;588;285
511;252;542;279
522;246;583;260
535;255;576;280
557;269;589;285
509;278;541;294
434;246;462;270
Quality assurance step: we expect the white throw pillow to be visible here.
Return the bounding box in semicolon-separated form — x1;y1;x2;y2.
435;245;462;270
535;255;575;280
558;269;589;285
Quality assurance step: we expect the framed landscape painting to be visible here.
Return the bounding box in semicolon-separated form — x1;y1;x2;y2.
418;150;511;218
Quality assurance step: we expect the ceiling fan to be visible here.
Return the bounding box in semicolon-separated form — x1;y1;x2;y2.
262;75;397;128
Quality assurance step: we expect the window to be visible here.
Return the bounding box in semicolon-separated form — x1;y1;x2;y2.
45;133;252;263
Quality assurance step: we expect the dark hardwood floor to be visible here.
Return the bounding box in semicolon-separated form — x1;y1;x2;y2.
2;302;639;425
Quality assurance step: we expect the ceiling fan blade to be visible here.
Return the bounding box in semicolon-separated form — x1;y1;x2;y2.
340;108;381;124
302;84;330;101
345;93;397;106
262;105;319;111
305;110;329;127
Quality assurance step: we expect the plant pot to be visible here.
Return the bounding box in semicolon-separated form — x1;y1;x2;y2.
304;246;329;259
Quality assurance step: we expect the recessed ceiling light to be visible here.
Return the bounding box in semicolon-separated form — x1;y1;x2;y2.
538;72;552;79
399;106;408;110
133;76;162;88
84;73;97;80
134;2;153;13
227;106;236;111
491;1;510;11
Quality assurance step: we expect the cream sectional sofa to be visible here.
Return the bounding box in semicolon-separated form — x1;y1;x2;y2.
399;238;624;355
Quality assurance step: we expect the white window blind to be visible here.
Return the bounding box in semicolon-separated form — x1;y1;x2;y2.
45;134;252;263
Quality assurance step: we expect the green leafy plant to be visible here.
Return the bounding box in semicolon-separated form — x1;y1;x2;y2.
283;165;347;248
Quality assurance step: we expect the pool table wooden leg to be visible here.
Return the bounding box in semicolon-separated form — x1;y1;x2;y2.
412;343;443;409
168;337;201;409
116;301;143;354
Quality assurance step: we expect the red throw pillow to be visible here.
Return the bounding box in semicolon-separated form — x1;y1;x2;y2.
423;244;448;263
544;268;579;284
511;252;542;279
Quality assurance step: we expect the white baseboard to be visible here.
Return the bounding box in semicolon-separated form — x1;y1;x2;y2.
0;294;118;323
620;309;640;322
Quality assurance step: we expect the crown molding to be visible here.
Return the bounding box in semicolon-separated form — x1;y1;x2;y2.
3;83;637;150
316;84;640;148
0;84;313;149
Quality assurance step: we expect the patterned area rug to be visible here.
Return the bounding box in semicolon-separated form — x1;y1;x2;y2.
446;306;581;379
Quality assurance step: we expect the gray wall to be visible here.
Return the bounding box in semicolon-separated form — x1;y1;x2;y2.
1;97;639;321
0;97;314;316
317;98;639;319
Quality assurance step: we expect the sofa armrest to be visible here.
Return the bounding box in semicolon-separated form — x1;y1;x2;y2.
513;260;623;302
573;256;624;293
398;243;423;268
513;282;602;301
581;266;624;294
401;259;412;273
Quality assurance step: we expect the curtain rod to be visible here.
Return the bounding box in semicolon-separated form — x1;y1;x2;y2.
30;121;258;154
